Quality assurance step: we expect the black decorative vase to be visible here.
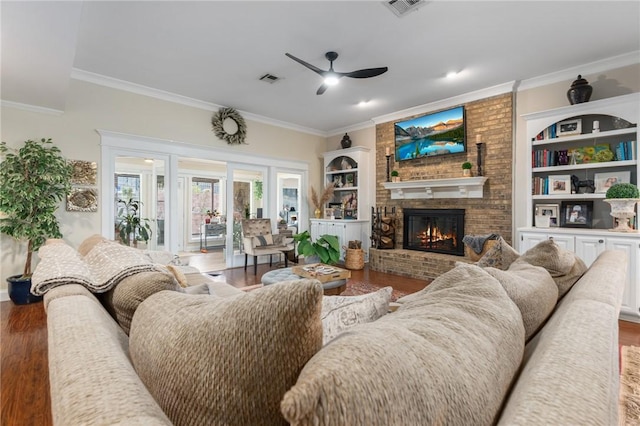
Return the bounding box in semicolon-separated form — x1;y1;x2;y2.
340;133;352;149
7;275;42;305
567;75;592;105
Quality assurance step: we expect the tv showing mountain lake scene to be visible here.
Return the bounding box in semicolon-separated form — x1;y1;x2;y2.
394;106;466;161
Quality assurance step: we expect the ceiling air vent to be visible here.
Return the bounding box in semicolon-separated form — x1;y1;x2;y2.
383;0;428;17
259;73;281;84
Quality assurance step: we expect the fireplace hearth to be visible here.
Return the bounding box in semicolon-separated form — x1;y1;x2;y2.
403;208;465;256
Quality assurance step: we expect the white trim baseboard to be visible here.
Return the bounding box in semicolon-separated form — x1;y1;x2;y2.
1;289;10;302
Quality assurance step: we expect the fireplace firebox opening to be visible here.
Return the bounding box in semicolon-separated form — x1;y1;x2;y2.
403;208;465;256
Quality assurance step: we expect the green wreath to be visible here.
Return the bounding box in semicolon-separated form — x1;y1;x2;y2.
211;107;247;145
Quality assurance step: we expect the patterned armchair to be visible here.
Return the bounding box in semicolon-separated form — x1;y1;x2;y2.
241;219;294;274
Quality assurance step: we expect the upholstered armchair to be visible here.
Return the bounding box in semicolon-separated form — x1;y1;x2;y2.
241;219;294;274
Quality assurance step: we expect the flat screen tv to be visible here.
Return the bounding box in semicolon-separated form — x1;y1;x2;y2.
394;105;466;161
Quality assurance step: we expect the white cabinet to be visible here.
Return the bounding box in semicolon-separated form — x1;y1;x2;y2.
517;228;640;322
310;219;370;262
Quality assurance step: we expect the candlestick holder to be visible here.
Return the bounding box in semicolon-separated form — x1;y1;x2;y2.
476;142;484;176
386;154;391;182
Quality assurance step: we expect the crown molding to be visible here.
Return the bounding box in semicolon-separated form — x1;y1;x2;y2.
0;100;64;116
327;120;376;137
71;68;327;137
517;51;640;91
371;81;516;125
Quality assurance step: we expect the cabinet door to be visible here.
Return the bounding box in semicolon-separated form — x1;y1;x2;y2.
519;232;548;252
546;234;575;251
606;238;639;320
575;236;606;267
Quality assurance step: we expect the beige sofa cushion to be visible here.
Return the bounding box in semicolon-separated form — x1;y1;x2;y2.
321;286;392;345
475;236;521;270
517;239;588;298
484;262;558;341
281;264;524;426
101;270;183;335
130;279;323;426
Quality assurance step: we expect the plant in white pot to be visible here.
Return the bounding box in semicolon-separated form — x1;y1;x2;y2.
462;161;473;177
603;182;640;232
0;138;72;304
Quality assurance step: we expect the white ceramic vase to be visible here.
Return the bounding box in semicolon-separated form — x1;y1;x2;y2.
603;199;640;232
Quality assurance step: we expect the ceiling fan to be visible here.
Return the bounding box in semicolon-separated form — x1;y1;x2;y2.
285;51;388;95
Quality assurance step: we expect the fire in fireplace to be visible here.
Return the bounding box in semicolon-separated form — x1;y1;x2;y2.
403;208;465;256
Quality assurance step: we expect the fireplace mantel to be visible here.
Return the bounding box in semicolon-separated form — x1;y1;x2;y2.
382;177;488;199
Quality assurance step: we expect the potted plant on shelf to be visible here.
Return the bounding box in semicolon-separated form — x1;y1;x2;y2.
603;182;640;232
0;138;72;304
462;161;473;177
115;198;153;247
391;170;400;182
292;230;340;265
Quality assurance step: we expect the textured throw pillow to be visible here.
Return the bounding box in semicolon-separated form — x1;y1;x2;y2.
475;236;521;270
253;234;274;247
282;263;524;425
130;279;323;426
484;261;558;341
517;239;588;298
321;286;392;345
164;264;189;288
100;270;183;335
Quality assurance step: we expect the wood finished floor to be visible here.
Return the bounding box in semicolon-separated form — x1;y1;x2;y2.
2;265;639;426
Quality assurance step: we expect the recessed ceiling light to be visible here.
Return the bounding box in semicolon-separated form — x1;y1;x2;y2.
446;71;460;79
358;100;372;107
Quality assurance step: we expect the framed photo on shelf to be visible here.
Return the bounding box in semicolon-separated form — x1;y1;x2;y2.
560;201;593;228
324;208;334;219
328;202;342;219
344;209;355;219
535;203;559;228
594;171;631;193
557;118;582;137
548;175;572;195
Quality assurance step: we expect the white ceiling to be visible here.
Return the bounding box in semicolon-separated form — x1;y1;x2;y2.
2;1;639;135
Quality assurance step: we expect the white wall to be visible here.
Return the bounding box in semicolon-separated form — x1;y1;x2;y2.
0;79;327;293
513;63;640;231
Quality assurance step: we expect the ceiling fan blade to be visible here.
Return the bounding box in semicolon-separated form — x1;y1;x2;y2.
341;67;389;79
316;84;329;95
285;53;327;76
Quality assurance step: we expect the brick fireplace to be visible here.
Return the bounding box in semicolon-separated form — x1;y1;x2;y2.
403;208;465;256
370;93;513;281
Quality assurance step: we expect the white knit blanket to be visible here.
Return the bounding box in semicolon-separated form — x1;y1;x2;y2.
31;240;164;295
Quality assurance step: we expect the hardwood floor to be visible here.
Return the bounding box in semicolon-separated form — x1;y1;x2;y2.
2;265;639;426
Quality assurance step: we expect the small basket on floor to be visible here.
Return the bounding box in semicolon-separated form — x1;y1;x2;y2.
344;248;365;270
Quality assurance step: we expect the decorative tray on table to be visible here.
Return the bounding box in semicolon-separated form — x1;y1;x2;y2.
291;263;351;283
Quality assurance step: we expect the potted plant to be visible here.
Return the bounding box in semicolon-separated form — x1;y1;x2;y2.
603;183;640;232
462;161;473;177
391;170;400;182
115;198;153;247
292;230;340;265
0;138;72;304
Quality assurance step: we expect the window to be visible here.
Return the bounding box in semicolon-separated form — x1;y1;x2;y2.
191;178;220;236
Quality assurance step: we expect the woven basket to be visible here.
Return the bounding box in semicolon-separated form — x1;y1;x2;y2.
465;239;499;262
344;248;365;270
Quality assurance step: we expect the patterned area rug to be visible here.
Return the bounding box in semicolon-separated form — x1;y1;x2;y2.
620;345;640;425
341;281;409;302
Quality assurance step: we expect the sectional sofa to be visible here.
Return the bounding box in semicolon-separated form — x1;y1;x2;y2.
39;237;627;425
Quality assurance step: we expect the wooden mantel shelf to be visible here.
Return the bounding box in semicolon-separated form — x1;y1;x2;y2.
382;177;488;199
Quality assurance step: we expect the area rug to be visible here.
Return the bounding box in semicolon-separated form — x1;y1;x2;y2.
620;345;640;425
341;281;408;302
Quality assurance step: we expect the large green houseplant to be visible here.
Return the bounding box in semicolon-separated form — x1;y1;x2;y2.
0;138;72;304
292;230;340;265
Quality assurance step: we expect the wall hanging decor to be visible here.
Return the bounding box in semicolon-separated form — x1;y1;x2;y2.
66;188;98;212
211;107;247;145
69;160;97;185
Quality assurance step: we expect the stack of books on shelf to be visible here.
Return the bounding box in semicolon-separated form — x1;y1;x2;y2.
535;123;558;141
532;149;560;168
532;176;549;195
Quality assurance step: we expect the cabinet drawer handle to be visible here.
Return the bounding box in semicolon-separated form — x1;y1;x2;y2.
598;239;604;244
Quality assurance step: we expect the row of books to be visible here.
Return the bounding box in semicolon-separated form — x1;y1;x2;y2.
532;176;551;195
615;141;636;161
532;141;636;168
535;123;558;140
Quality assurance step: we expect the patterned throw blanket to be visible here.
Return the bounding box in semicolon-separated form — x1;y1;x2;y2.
31;240;164;295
